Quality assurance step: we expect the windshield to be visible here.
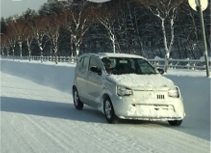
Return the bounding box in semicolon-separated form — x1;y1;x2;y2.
101;57;157;75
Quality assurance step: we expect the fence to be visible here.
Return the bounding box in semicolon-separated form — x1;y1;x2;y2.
1;55;211;70
148;57;211;70
30;56;78;63
1;55;78;63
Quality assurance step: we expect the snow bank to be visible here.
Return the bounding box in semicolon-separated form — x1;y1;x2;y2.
1;59;76;93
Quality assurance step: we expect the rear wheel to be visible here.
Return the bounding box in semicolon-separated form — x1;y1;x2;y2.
104;96;118;123
168;120;183;126
73;87;83;110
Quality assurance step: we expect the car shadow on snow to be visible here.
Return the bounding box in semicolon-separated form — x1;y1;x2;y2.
116;119;167;125
2;96;210;141
1;96;172;126
0;96;181;125
0;96;106;123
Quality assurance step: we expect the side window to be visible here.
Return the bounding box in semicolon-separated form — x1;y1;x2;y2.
109;58;116;68
89;56;101;71
138;60;155;74
81;56;89;70
128;59;135;70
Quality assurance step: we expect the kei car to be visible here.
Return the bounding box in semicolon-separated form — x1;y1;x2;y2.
72;53;185;126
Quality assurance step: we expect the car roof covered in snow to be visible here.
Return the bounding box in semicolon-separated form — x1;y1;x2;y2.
79;53;146;60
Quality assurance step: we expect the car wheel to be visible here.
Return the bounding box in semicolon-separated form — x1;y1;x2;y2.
168;120;183;126
104;97;118;123
73;87;83;110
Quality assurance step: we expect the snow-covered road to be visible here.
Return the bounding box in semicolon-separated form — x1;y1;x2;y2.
0;60;210;153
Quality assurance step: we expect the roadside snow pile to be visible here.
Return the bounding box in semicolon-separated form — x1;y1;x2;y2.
1;59;76;93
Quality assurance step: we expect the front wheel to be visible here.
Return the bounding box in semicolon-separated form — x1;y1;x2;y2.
73;87;83;110
104;97;118;123
168;120;183;126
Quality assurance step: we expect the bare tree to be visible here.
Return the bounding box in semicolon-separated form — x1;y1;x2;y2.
45;14;63;64
22;9;37;61
93;1;120;53
4;18;18;60
13;17;28;60
1;34;7;56
25;25;35;61
136;0;185;72
33;16;49;62
62;1;94;57
61;7;73;58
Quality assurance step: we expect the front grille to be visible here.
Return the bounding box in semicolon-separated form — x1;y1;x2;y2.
157;95;165;99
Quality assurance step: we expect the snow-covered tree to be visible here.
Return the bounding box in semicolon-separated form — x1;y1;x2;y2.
22;9;37;61
13;17;28;60
62;1;94;57
33;17;49;62
4;17;19;60
136;0;185;72
0;34;6;56
45;14;63;64
93;1;120;53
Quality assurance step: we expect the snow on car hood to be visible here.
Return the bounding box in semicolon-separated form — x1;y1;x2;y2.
108;74;175;90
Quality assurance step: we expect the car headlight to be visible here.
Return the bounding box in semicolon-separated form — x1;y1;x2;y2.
117;86;133;96
168;86;180;98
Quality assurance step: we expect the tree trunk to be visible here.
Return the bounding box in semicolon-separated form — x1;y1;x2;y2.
38;43;44;63
76;45;80;57
54;50;58;64
164;52;170;72
27;40;32;61
70;36;74;62
112;37;116;53
108;29;116;53
161;18;169;72
19;42;23;60
1;48;5;56
7;47;10;57
12;49;15;60
40;50;43;63
12;45;15;60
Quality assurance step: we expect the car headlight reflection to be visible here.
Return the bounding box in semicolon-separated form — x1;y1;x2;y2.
117;86;133;96
168;87;180;98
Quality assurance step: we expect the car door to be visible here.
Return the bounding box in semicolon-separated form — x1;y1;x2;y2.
76;56;90;103
86;56;103;108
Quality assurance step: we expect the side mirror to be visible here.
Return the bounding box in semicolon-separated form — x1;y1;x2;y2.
90;66;102;75
157;68;164;75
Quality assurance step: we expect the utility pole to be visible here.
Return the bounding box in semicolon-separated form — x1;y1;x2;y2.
188;0;210;77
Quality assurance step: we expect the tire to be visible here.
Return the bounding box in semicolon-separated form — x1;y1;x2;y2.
168;120;183;126
73;87;83;110
103;96;118;123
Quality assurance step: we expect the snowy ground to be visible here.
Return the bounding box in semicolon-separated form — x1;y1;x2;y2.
0;59;210;153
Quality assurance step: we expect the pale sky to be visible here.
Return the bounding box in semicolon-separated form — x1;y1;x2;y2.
1;0;47;18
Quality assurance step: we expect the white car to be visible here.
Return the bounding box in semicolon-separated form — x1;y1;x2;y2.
72;53;185;126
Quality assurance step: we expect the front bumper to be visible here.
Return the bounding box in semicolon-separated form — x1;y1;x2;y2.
111;94;185;121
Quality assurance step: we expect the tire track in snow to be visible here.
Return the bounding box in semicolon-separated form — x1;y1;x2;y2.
104;123;210;153
1;112;48;153
21;115;78;153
